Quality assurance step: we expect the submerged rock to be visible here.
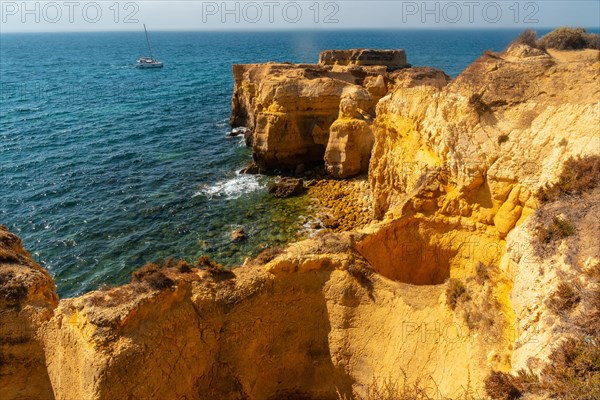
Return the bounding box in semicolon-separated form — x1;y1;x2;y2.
231;228;246;242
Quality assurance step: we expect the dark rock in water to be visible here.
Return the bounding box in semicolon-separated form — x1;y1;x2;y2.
229;127;247;137
241;162;260;174
268;178;305;198
231;228;246;242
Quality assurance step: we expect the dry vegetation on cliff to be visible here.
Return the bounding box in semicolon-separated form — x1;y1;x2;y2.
485;197;600;400
537;27;600;50
485;279;600;400
511;27;600;52
2;28;600;400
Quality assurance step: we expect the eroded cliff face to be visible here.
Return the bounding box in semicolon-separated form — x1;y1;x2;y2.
367;43;600;379
0;226;57;399
370;45;599;223
2;231;506;399
1;39;599;400
230;52;447;178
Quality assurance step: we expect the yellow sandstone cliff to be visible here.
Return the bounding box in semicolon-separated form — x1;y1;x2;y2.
230;53;446;178
1;34;599;400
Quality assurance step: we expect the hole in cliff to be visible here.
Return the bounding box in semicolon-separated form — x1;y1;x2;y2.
355;218;503;285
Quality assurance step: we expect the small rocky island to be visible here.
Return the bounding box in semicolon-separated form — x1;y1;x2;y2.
1;29;599;400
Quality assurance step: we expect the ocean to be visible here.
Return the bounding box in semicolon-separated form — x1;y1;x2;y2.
0;29;549;297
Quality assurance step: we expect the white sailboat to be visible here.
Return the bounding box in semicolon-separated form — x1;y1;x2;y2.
136;24;163;69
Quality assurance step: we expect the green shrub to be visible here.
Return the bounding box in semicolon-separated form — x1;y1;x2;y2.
537;216;576;244
553;217;576;239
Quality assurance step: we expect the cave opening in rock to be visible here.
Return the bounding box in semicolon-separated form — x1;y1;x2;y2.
355;219;503;286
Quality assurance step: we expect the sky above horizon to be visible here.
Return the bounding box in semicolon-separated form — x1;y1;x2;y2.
1;1;599;33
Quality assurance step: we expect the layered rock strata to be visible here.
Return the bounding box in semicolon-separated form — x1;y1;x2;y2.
318;49;409;68
2;37;599;400
230;54;448;178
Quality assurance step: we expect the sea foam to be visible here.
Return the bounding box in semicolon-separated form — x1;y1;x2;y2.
194;173;262;200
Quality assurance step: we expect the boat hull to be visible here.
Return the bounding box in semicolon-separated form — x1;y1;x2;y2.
136;63;164;69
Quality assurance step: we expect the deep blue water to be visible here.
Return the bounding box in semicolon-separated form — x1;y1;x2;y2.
0;29;549;297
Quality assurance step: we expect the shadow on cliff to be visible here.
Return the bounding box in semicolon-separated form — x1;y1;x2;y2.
71;266;356;400
198;268;355;400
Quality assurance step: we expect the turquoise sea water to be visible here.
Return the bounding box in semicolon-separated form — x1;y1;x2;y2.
0;29;551;297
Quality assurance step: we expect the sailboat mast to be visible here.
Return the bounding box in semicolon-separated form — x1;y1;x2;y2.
143;24;154;59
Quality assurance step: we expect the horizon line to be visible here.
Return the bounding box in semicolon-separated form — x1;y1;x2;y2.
3;25;598;34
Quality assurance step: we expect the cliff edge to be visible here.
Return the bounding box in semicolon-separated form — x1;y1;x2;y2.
1;32;599;399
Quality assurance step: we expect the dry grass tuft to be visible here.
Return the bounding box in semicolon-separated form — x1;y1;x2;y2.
510;29;545;51
541;338;600;399
547;282;581;315
337;372;464;400
537;215;576;244
250;246;284;265
486;265;600;399
486;339;600;400
0;248;22;264
446;264;503;332
195;256;235;279
484;371;523;400
537;156;600;203
474;262;491;285
85;286;138;308
577;266;600;337
537;27;600;50
131;263;175;290
445;278;469;310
